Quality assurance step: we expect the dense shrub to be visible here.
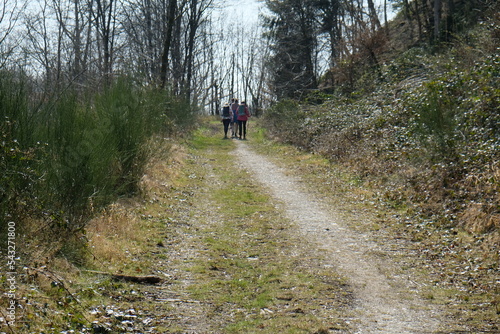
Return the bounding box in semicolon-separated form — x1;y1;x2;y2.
264;99;306;147
0;73;40;226
0;74;194;246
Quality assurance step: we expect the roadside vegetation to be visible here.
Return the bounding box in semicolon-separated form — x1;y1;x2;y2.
260;8;500;332
263;6;499;245
0;75;195;331
1;76;193;231
0;120;358;332
1;77;194;235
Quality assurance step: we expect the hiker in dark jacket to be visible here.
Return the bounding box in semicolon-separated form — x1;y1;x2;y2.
221;103;232;139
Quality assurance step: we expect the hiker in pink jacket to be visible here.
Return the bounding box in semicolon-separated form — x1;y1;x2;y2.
236;101;250;140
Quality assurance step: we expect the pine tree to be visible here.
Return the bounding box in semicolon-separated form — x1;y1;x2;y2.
264;0;320;99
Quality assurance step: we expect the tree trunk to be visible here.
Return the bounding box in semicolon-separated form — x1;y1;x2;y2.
366;0;381;31
160;0;177;88
95;0;116;86
434;0;441;41
445;0;454;41
184;0;199;101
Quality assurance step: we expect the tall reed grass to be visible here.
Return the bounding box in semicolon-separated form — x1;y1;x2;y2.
1;73;194;242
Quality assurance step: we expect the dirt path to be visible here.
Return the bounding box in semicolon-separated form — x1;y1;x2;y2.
233;140;446;333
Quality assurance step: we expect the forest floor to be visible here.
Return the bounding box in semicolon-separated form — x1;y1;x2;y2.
7;118;498;333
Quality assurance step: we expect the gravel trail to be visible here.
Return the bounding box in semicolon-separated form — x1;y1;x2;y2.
234;140;445;334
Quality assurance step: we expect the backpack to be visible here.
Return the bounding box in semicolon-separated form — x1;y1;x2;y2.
222;106;230;117
237;105;246;117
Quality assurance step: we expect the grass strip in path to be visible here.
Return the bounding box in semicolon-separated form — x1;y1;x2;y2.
184;121;354;333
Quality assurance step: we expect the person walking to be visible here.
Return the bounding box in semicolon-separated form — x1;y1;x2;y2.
237;101;250;140
221;103;232;139
230;98;239;138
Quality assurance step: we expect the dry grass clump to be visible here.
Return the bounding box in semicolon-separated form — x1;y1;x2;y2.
86;139;184;271
86;202;142;267
459;203;500;234
139;140;187;197
458;164;500;234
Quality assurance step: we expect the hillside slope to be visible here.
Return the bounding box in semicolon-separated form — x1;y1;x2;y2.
260;11;499;328
263;10;499;241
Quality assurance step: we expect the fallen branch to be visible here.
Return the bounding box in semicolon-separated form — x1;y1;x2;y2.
84;270;163;284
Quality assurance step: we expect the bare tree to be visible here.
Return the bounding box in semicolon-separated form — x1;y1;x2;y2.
160;0;177;87
433;0;441;41
94;0;117;85
23;1;58;90
366;0;381;31
121;0;166;82
51;0;94;85
0;0;27;68
183;0;200;99
13;0;262;111
244;28;270;116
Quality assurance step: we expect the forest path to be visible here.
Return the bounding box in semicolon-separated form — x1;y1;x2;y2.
232;139;446;333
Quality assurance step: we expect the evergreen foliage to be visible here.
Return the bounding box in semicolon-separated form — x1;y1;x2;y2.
263;0;320;99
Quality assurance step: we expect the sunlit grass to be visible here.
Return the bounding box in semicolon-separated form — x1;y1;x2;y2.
184;123;352;333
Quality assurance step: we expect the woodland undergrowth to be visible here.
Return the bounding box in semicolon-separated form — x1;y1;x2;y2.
264;14;499;238
262;12;500;291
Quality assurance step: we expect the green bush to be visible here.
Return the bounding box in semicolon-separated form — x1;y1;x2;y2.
402;52;500;164
1;74;193;245
0;72;41;229
407;80;459;159
263;99;304;146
